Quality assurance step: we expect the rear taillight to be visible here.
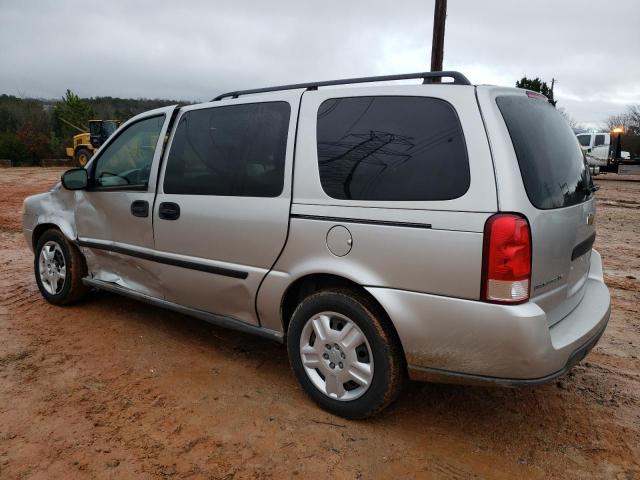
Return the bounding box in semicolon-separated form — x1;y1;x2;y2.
481;214;531;304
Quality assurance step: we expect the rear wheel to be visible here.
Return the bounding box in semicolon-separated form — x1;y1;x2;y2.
287;290;404;419
34;229;89;305
74;147;92;167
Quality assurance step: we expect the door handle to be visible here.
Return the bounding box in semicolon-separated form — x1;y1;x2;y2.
159;202;180;220
130;200;149;218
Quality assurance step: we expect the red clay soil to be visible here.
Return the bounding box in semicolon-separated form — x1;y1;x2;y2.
0;168;638;479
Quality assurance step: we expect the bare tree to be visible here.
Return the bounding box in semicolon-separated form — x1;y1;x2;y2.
557;107;578;129
628;104;640;129
606;104;640;134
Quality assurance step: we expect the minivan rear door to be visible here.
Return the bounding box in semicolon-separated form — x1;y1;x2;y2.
151;91;301;326
477;87;597;326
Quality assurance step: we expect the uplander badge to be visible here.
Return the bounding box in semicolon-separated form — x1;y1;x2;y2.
534;274;563;291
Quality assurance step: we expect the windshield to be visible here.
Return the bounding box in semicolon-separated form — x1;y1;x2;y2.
577;134;591;147
497;95;592;209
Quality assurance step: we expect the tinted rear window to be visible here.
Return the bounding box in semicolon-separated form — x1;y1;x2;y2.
164;102;290;197
496;95;591;209
316;96;469;201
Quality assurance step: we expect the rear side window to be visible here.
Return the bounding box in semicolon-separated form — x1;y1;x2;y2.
496;95;591;209
316;96;469;201
164;102;290;197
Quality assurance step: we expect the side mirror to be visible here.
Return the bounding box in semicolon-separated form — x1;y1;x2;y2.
61;168;88;190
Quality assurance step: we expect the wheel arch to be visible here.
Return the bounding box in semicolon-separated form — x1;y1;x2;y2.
279;273;406;358
32;221;76;251
74;144;92;154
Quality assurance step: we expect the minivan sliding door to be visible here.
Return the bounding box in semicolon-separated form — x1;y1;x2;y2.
152;92;300;326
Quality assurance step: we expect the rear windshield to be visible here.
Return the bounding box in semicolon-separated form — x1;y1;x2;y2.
496;95;592;209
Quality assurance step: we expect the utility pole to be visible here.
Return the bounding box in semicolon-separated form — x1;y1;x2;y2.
430;0;447;81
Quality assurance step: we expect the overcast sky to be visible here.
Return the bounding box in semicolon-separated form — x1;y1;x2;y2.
1;0;638;127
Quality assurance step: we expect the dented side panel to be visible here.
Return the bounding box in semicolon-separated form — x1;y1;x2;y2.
73;107;176;299
22;185;78;250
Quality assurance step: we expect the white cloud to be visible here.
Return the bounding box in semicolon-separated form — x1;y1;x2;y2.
1;0;638;124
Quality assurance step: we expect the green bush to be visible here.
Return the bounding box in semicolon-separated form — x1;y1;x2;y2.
0;131;29;165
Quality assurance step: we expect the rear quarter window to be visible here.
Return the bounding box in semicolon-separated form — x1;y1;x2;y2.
496;95;592;209
316;96;470;201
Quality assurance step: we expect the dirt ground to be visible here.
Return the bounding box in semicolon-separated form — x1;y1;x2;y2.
0;167;638;479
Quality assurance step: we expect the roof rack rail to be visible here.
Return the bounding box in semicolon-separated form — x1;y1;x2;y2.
211;71;471;101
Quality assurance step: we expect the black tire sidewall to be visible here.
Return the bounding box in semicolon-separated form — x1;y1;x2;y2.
75;148;91;167
34;230;76;305
287;291;396;419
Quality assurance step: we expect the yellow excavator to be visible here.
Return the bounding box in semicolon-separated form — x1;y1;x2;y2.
62;117;121;167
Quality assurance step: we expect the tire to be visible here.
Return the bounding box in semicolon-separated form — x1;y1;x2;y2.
74;148;92;167
34;229;89;305
287;289;405;419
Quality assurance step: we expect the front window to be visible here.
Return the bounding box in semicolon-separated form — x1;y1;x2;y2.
93;115;165;188
594;134;606;147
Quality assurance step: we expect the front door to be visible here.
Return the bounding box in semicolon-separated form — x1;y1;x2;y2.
152;93;300;325
576;133;592;153
74;107;175;298
591;133;609;161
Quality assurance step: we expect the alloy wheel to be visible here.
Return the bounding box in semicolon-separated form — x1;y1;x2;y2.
299;311;374;401
38;241;66;295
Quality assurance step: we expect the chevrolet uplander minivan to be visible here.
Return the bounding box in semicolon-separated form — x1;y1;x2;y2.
23;72;610;418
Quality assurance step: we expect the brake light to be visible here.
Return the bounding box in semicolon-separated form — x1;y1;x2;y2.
481;214;531;304
526;91;547;101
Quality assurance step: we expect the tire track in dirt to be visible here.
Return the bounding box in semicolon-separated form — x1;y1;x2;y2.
0;168;638;479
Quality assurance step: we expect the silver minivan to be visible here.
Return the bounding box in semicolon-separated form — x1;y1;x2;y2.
22;72;610;418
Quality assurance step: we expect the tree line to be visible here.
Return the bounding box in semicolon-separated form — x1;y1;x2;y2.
0;90;183;165
2;83;638;166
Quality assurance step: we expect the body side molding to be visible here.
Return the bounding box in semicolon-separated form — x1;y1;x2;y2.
76;239;248;279
290;214;432;229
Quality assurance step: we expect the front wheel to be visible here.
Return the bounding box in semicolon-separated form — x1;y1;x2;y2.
34;229;89;305
287;290;405;419
74;147;92;167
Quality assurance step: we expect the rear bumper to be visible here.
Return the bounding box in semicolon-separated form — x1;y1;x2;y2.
366;249;610;385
